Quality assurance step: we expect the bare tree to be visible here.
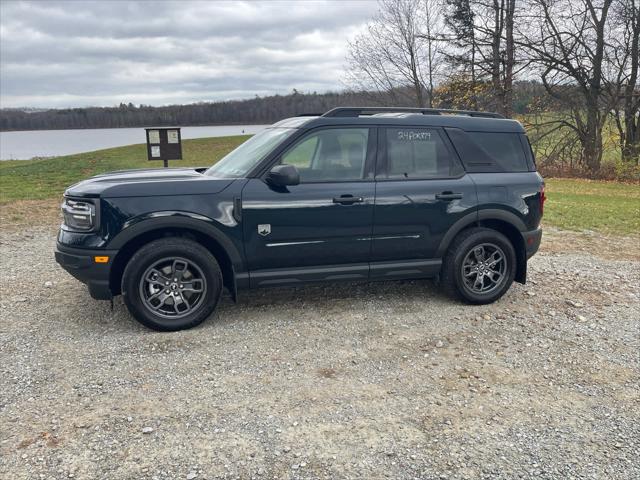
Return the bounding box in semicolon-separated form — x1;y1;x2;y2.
519;0;616;172
503;0;516;117
421;0;445;107
346;0;444;107
479;0;518;116
443;0;520;117
610;0;639;163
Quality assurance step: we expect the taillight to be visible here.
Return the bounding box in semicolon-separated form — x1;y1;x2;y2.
540;186;546;216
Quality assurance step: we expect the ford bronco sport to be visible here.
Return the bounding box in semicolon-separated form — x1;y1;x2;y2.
55;107;544;331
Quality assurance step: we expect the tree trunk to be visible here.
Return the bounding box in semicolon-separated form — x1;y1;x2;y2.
503;0;516;118
411;51;425;107
579;0;612;172
470;39;478;110
427;63;434;108
414;79;425;107
425;1;435;108
622;0;639;163
623;115;640;163
491;0;503;114
426;30;434;108
583;108;604;173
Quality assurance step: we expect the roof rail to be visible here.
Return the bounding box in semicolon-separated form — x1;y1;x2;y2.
322;106;504;119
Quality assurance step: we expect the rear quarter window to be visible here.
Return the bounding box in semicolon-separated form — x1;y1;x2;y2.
445;128;530;173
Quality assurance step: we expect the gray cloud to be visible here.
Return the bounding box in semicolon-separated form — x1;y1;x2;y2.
0;0;375;108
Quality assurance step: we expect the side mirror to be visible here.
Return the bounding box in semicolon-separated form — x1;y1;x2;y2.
266;164;300;187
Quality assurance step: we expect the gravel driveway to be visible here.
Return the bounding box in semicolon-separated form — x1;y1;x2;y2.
1;226;638;480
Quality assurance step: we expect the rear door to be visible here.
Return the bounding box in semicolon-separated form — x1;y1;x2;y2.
242;127;377;287
445;128;544;231
370;126;477;280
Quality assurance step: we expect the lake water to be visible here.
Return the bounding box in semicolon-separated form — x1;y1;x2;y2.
0;124;269;160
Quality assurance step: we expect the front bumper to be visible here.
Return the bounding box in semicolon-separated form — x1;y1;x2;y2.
522;227;542;259
55;243;118;300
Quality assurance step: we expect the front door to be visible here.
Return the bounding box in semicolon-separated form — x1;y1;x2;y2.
370;126;478;280
242;127;377;287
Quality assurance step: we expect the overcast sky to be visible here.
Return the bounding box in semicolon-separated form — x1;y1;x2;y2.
0;0;375;109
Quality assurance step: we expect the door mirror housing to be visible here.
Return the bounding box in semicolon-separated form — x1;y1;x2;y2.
266;164;300;187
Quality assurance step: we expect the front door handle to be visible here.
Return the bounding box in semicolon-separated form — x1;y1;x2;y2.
435;191;463;201
333;195;364;205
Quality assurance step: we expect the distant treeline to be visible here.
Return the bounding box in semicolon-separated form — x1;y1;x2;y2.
0;91;380;131
0;83;546;132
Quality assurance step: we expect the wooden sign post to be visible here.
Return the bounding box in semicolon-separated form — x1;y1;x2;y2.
145;127;182;168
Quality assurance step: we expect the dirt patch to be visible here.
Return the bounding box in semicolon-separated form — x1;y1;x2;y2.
542;226;639;261
317;367;338;379
0;199;61;230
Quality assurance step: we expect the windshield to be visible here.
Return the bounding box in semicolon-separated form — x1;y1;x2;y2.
205;128;295;178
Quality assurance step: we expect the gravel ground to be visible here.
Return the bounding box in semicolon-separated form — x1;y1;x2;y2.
1;225;638;480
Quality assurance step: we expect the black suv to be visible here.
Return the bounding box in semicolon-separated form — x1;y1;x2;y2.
55;107;544;331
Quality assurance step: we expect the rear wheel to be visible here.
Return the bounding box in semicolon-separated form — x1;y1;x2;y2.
441;227;516;304
122;238;222;331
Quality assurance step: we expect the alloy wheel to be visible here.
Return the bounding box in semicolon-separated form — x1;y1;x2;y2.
139;257;207;319
461;243;507;295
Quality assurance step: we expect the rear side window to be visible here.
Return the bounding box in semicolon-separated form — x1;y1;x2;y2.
383;128;463;179
445;128;529;173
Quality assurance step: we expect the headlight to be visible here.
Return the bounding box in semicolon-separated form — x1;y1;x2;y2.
61;198;96;231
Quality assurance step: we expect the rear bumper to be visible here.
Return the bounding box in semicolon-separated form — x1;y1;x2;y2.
522;227;542;259
55;243;117;300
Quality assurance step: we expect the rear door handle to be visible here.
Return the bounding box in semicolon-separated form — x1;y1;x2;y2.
435;191;463;201
333;195;363;205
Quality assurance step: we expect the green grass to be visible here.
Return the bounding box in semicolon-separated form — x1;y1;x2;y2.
544;178;640;236
0;135;249;202
1;137;638;236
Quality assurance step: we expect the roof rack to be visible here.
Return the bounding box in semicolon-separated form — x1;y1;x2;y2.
322;106;504;119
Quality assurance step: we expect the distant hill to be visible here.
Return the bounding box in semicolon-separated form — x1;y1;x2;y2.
0;91;386;131
0;83;545;131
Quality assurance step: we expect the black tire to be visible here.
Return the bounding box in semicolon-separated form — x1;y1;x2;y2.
122;238;222;331
441;227;516;304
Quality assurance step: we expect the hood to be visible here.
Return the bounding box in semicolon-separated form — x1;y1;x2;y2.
65;167;235;198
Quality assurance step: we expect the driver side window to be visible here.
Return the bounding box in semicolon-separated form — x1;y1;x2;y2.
281;128;369;182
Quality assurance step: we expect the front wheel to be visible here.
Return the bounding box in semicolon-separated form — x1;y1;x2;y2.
441;227;516;304
122;238;222;331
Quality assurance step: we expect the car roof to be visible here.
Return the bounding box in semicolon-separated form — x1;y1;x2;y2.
271;110;525;133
